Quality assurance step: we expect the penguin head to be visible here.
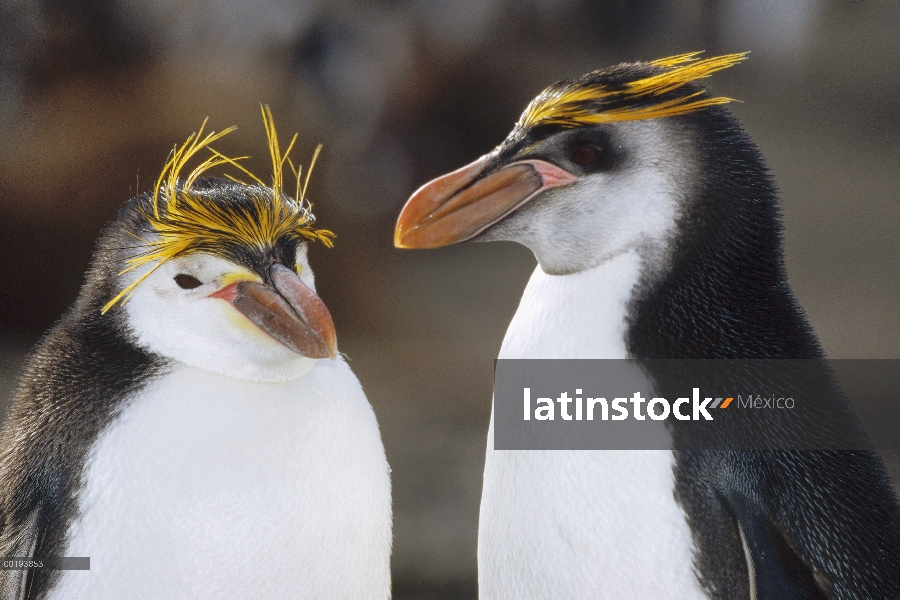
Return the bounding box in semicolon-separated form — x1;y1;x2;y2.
97;109;337;382
394;52;748;275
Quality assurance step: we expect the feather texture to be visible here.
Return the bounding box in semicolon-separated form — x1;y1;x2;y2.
102;106;333;313
517;51;747;130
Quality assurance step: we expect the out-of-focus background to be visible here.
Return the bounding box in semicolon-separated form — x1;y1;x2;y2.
0;1;897;597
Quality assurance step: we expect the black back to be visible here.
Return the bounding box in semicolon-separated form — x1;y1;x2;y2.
626;106;900;599
0;197;167;599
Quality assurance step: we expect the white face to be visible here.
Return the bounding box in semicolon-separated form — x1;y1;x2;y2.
482;119;698;275
123;245;320;382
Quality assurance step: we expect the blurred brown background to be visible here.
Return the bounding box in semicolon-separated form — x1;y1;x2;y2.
0;1;898;597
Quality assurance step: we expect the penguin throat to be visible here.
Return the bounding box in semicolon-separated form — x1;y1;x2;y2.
499;249;646;360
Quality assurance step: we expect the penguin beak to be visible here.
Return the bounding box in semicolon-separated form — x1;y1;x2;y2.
211;263;337;359
394;153;577;249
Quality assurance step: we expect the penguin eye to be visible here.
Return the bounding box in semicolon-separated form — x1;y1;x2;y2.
571;146;599;166
174;274;203;289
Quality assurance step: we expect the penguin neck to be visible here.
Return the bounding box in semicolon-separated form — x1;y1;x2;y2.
498;184;822;361
628;168;823;359
499;249;644;359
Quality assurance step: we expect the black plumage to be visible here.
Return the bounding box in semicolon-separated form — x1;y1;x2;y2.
626;105;900;599
0;195;164;599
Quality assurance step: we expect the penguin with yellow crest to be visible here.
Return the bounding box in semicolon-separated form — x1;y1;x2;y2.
396;53;900;599
0;108;392;599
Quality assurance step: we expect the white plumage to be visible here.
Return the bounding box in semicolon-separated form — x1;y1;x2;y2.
48;244;393;599
478;251;705;600
53;358;391;599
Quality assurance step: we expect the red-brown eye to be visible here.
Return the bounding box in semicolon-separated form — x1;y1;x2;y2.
174;274;203;289
572;146;599;166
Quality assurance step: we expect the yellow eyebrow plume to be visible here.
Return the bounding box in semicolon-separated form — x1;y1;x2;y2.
518;52;748;130
102;107;334;314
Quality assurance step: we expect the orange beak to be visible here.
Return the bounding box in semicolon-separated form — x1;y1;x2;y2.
394;153;577;249
211;263;337;359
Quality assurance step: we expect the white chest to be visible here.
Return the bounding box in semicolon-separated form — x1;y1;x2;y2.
498;251;640;360
480;252;707;599
51;358;391;600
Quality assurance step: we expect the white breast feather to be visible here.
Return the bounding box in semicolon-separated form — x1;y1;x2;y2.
479;250;708;599
50;357;391;600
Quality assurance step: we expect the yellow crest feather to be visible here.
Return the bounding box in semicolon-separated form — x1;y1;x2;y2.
518;52;748;130
102;106;334;314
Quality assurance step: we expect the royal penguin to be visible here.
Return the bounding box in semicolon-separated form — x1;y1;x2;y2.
0;109;392;599
394;53;900;599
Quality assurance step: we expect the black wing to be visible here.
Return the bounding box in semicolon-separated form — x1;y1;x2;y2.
0;299;163;600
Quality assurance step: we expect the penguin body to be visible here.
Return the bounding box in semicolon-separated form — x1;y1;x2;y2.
0;117;392;599
395;54;900;598
479;252;706;599
52;360;389;599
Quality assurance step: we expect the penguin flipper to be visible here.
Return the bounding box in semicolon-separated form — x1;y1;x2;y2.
0;506;42;600
727;494;827;600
